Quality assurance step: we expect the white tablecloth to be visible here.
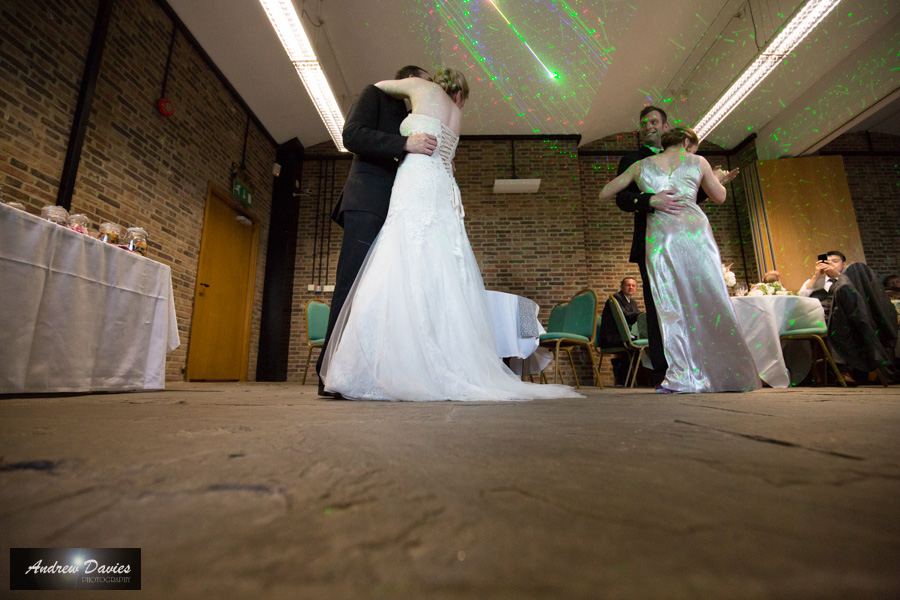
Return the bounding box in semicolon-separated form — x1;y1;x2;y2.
485;290;551;376
731;295;826;388
0;203;180;393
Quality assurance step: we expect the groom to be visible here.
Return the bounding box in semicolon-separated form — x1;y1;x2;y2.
615;106;738;386
316;65;436;396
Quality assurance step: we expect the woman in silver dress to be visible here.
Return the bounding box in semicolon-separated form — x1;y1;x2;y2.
599;128;759;393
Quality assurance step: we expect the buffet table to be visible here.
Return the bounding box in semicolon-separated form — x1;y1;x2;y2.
485;290;551;376
730;295;825;388
0;203;180;393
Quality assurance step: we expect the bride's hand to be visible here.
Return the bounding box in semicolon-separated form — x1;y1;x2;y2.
405;133;437;156
650;190;685;214
713;166;740;184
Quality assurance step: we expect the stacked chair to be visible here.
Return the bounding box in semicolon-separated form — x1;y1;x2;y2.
301;299;330;385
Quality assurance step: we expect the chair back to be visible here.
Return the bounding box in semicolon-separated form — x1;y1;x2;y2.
563;289;598;341
546;302;568;333
305;299;330;344
608;294;638;348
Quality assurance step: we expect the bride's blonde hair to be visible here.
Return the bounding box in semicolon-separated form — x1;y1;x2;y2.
433;67;470;101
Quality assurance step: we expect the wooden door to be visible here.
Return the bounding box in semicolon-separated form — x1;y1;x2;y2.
755;155;865;291
185;184;259;381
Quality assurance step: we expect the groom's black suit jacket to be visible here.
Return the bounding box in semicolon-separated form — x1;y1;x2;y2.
331;84;409;225
615;145;658;265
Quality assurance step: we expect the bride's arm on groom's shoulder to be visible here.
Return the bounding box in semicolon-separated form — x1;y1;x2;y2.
697;156;727;204
599;163;639;201
374;77;430;99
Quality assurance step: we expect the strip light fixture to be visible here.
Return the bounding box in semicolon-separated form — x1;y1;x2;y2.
259;0;347;151
694;0;841;141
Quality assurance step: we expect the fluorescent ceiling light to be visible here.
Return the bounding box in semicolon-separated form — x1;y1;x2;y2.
694;0;841;141
259;0;347;152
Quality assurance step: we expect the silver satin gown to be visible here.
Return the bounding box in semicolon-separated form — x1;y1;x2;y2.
638;154;760;393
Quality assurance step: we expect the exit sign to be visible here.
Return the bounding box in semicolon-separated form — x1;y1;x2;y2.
233;179;252;206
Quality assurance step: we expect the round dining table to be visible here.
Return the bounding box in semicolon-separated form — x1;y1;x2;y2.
730;294;826;387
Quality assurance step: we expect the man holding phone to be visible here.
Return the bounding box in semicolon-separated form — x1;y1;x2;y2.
799;250;858;383
799;250;848;306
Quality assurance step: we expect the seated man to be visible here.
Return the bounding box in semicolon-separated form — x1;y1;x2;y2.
762;270;781;284
798;250;847;316
799;251;893;384
598;277;643;385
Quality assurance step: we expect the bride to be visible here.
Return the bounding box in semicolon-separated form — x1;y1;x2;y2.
321;68;580;401
599;127;759;393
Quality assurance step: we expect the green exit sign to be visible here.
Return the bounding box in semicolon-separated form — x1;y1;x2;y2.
233;179;252;206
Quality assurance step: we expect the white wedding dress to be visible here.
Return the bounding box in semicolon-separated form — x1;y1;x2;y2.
321;114;580;401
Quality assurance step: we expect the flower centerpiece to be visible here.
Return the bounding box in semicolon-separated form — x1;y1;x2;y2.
747;281;797;296
722;263;736;291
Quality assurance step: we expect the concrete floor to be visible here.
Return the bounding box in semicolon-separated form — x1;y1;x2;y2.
2;382;899;599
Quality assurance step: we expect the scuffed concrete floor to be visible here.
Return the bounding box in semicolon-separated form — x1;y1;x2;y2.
2;382;899;599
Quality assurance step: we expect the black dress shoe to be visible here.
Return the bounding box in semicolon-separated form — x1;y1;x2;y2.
318;379;345;399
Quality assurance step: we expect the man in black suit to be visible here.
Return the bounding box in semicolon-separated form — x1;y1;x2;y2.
316;65;436;396
797;251;896;385
598;277;643;385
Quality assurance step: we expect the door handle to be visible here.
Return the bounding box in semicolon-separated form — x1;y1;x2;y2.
199;283;210;288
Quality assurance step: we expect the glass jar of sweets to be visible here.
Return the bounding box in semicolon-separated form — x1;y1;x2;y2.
124;227;148;256
67;214;91;235
41;205;69;225
98;222;125;245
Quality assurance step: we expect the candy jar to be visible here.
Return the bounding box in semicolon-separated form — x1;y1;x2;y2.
41;205;69;225
98;222;125;244
67;214;91;235
125;227;148;256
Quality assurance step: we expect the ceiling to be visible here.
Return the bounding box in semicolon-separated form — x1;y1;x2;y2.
167;0;900;158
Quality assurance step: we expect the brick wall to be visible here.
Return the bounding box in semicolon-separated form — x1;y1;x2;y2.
1;0;277;381
817;132;900;277
288;147;350;383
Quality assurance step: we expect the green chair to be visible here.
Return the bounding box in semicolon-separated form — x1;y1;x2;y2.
780;325;847;387
537;302;576;385
594;317;630;388
538;289;599;388
604;294;649;388
302;299;330;385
